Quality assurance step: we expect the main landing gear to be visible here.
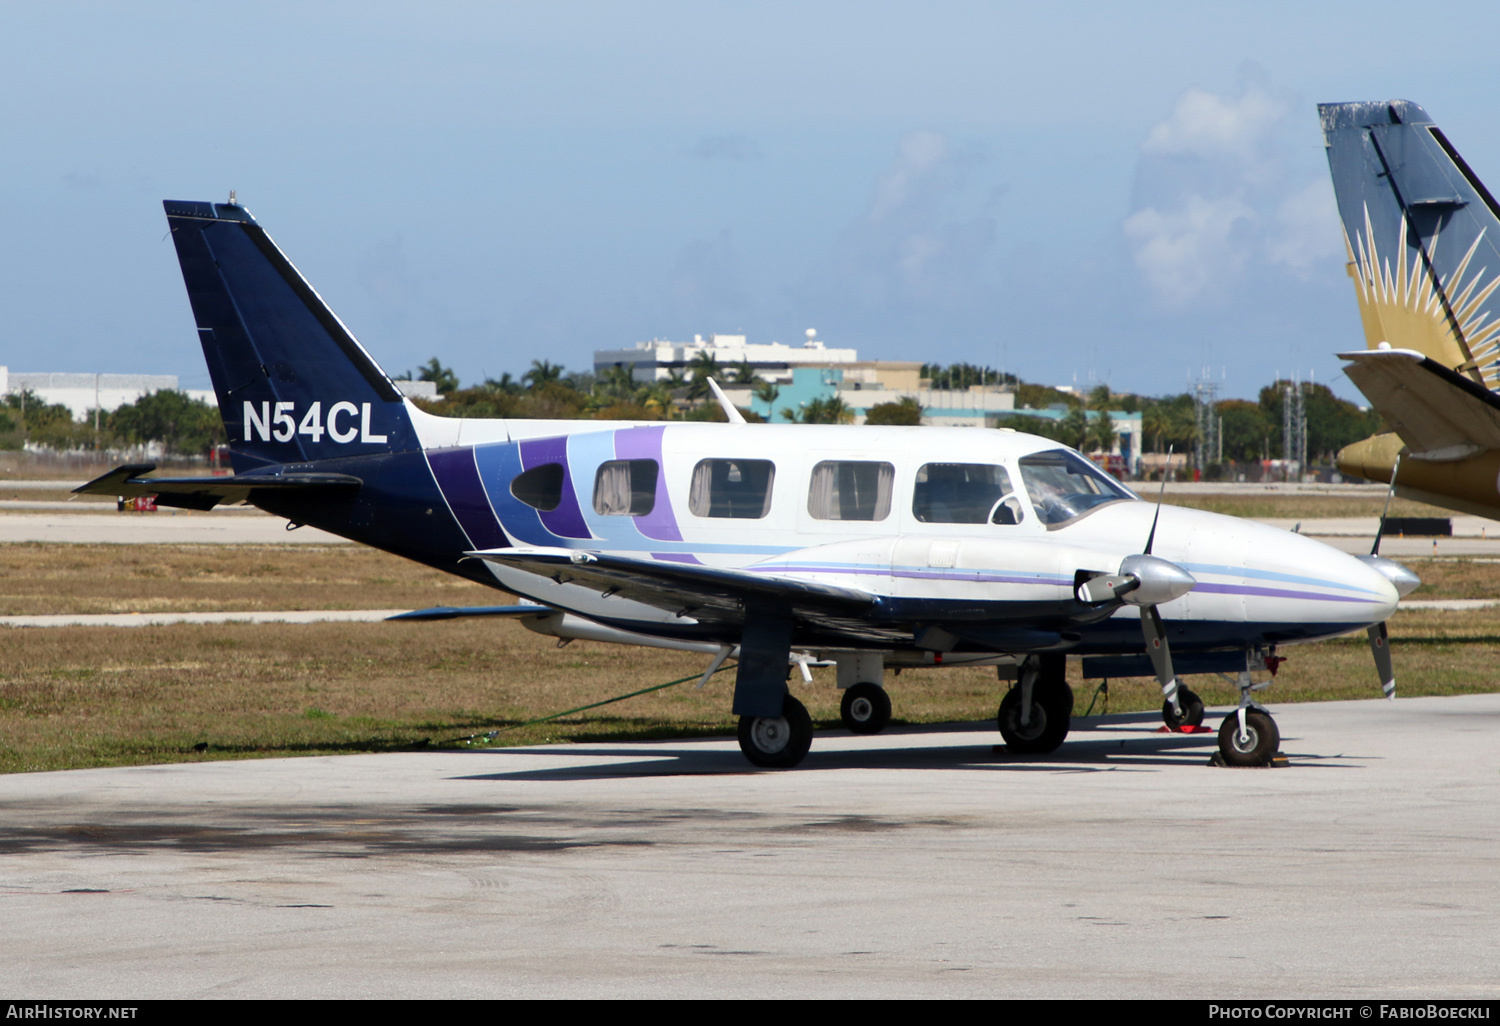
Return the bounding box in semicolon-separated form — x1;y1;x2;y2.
840;681;892;734
737;694;814;768
997;654;1073;754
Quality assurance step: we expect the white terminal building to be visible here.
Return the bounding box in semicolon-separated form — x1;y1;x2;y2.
0;366;436;419
0;366;217;419
594;330;860;383
591;331;1143;474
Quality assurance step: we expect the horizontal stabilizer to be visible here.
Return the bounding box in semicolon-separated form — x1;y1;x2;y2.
74;463;362;511
1338;348;1500;456
387;604;552;621
466;548;877;628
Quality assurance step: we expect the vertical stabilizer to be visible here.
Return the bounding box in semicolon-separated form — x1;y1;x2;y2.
163;200;415;467
1320;101;1500;389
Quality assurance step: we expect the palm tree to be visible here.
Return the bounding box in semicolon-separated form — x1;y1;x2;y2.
1086;409;1117;453
524;359;565;390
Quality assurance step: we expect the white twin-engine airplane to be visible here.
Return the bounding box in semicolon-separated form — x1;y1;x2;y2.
79;199;1420;769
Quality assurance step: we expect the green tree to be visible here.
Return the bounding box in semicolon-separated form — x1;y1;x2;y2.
1058;405;1089;449
864;396;922;425
780;396;853;424
523;360;566;391
415;357;459;394
1217;399;1271;462
109;390;223;455
1085;409;1117;453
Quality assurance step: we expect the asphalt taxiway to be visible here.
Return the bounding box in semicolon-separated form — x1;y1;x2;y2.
2;695;1497;998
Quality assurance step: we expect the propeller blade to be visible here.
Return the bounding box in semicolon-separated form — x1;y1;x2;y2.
1372;454;1402;557
1141;604;1181;715
1368;621;1395;699
1144;445;1173;556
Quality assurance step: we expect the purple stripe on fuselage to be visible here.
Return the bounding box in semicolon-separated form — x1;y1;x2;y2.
651;552;702;564
614;425;682;541
1192;582;1385;604
520;435;592;540
427;447;510;550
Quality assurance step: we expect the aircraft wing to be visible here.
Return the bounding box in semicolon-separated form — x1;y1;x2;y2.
74;462;362;511
1339;348;1500;455
466;548;879;629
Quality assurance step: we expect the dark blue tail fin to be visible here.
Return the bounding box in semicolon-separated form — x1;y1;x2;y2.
163;199;415;468
1320;101;1500;389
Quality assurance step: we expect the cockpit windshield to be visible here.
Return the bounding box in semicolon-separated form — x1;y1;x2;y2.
1018;449;1137;525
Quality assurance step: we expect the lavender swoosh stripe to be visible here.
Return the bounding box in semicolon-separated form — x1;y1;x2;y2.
521;435;591;539
427;447;510;550
1191;582;1385;604
614;425;682;541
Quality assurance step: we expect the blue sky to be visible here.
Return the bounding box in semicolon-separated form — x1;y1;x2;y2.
5;1;1500;402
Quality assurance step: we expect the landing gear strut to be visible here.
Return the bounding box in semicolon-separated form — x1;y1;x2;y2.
998;654;1073;754
737;694;814;768
840;682;891;734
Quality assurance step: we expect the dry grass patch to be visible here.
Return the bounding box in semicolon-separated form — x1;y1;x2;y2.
1;606;1495;774
1163;495;1452;520
0;543;491;615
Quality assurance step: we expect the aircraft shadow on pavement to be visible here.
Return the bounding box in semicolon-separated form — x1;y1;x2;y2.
450;718;1232;782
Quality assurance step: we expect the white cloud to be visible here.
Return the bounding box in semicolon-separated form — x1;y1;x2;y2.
869;130;952;224
1142;84;1287;163
1264;179;1342;274
1124;195;1255;306
1125;76;1338;306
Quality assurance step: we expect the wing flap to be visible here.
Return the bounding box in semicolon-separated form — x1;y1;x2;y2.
1339;348;1500;455
74;463;362;511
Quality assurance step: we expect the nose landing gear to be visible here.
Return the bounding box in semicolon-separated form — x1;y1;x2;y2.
1213;656;1283;767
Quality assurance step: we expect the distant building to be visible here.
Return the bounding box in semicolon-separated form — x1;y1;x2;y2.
0;366;436;420
594;330;858;383
0;367;216;420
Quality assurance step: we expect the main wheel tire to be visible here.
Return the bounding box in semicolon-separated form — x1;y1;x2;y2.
840;682;892;735
997;681;1073;754
737;694;814;768
1217;709;1279;767
1162;687;1205;731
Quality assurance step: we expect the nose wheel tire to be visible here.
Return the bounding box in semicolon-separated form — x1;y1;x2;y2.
840;682;892;735
1217;709;1279;767
1162;687;1205;730
737;694;814;768
998;681;1073;754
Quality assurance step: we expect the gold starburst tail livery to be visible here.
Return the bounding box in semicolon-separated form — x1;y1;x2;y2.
1322;100;1500;519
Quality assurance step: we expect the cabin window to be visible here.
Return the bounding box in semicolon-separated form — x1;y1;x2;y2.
689;459;775;518
593;459;659;516
510;463;565;512
807;460;894;521
912;463;1023;524
1018;449;1134;525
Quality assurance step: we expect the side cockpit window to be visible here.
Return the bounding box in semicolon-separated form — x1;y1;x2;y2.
510;463;565;512
1018;449;1135;525
913;462;1023;524
593;459;659;516
808;461;894;521
689;459;775;518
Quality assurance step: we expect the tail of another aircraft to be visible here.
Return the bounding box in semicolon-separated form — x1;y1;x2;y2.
163;199;415;469
1321;101;1500;387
